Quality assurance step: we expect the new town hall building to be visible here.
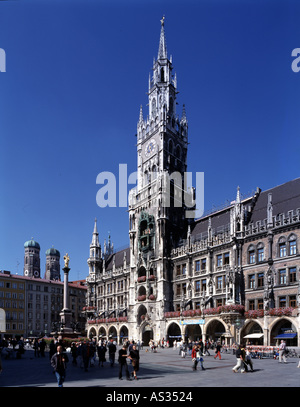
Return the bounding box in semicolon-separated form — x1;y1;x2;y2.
85;19;300;347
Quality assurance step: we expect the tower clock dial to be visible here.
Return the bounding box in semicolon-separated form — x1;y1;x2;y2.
144;139;156;157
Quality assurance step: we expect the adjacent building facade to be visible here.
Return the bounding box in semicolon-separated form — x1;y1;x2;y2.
84;19;300;347
0;239;87;339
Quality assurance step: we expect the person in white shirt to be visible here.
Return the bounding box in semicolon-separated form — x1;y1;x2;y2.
278;340;287;363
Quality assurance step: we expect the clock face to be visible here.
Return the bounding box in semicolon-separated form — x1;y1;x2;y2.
34;270;39;278
145;139;156;157
24;270;28;276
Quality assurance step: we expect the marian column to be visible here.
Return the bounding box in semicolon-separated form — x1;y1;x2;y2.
59;253;73;335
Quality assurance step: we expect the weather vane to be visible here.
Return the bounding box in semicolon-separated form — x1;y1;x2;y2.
161;15;165;27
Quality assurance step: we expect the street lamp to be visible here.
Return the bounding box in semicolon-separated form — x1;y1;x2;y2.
234;317;242;344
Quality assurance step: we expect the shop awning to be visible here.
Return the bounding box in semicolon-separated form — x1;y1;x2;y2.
243;333;264;339
274;333;297;339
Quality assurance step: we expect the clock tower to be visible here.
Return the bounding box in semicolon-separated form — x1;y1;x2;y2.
128;17;191;341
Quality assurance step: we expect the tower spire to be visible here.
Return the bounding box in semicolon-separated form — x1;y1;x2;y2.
158;16;167;60
91;218;100;247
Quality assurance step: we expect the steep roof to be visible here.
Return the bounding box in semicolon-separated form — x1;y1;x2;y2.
105;247;130;271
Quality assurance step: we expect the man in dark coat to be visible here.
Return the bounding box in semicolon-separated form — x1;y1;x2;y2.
118;345;131;380
50;345;69;387
107;338;117;367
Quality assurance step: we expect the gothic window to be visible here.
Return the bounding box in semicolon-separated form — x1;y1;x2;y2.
278;237;287;257
195;280;200;293
257;243;264;262
195;260;200;272
288;234;297;255
160;67;164;82
201;279;207;292
248;245;255;264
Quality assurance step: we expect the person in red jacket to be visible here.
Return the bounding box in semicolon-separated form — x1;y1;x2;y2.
191;345;205;371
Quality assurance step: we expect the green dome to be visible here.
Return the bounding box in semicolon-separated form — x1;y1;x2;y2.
46;247;60;257
24;239;40;249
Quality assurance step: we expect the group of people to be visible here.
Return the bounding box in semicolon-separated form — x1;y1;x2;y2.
232;344;254;373
48;337;141;386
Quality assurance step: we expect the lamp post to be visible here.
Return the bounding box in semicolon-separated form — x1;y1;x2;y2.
234;317;242;344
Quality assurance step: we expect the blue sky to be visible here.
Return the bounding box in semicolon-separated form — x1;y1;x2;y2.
0;0;300;281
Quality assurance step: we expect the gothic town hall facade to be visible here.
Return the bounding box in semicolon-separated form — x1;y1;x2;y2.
85;20;300;347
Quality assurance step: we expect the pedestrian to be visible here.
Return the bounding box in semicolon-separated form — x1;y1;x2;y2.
33;339;40;357
71;342;78;365
107;338;117;367
214;341;222;360
50;345;69;387
118;344;131;380
232;344;246;373
191;345;198;371
204;340;211;356
49;340;56;360
278;340;287;364
245;348;254;372
129;344;140;380
97;340;107;367
39;339;46;357
199;339;204;356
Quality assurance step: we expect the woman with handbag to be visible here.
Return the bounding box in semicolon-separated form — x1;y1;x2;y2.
129;344;140;380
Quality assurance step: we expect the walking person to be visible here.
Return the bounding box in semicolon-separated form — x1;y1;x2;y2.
118;344;131;380
191;345;199;371
232;344;246;373
204;340;211;356
50;345;69;387
108;338;117;367
245;348;254;372
129;344;140;380
97;340;107;367
214;341;222;360
278;340;287;364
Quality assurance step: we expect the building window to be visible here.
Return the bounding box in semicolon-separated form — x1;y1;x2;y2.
249;300;255;310
257;273;264;287
217;255;222;268
195;280;200;293
249;274;255;289
279;242;286;258
279;297;286;308
182;264;186;275
289;240;296;255
217;276;223;290
201;258;206;271
279;269;286;285
195;261;200;272
289;267;297;283
290;295;297;308
224;252;230;265
249;250;255;264
257;298;264;309
201;279;207;292
257;247;264;262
